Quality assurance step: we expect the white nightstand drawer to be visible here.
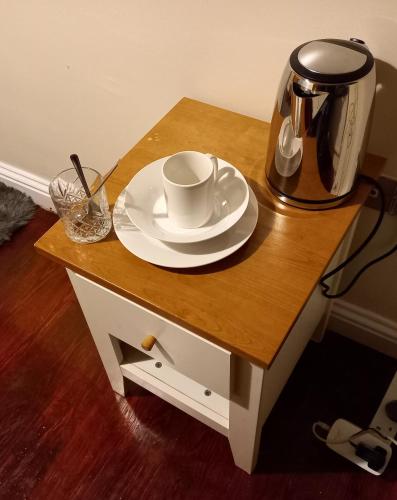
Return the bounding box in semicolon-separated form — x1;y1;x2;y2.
68;271;230;398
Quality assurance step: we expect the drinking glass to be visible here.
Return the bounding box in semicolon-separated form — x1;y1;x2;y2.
49;167;112;243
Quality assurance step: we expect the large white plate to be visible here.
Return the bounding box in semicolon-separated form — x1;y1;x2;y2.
113;186;258;268
124;156;249;243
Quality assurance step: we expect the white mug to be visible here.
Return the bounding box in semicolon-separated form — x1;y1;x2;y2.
162;151;220;229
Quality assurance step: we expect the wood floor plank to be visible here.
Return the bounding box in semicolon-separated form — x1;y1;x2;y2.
0;208;396;500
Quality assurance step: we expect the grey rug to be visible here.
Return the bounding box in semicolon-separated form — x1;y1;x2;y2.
0;182;36;245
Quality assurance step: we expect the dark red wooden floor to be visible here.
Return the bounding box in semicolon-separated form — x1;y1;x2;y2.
1;208;397;500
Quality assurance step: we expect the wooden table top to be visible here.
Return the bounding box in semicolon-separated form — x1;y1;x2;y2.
35;98;384;367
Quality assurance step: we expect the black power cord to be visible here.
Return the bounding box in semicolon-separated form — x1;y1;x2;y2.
320;174;397;298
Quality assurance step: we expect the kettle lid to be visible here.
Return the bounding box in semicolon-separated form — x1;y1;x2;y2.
290;38;374;84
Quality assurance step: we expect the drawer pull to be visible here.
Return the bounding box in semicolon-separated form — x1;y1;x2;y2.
141;335;157;351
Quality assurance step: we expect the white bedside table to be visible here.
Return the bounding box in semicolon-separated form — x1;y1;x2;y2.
36;98;383;473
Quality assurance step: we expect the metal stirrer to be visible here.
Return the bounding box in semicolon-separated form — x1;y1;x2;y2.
70;154;91;198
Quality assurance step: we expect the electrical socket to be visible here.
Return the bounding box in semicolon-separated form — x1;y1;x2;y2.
326;419;392;475
364;175;397;215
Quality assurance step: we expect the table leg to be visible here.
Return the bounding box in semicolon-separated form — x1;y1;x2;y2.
67;270;126;396
311;217;359;343
228;356;265;473
90;331;126;396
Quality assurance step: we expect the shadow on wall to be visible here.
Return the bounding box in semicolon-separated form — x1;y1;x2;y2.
369;59;397;177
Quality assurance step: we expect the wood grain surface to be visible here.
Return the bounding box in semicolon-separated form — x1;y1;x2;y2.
35;98;384;367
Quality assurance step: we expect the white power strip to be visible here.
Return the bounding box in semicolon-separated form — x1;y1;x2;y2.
325;419;392;475
314;373;397;474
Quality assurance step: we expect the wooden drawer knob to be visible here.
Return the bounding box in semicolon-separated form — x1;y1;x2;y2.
141;335;157;351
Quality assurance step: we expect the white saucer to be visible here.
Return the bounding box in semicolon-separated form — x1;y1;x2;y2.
124;156;249;243
113;186;258;268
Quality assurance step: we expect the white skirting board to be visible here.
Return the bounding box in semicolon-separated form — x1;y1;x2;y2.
0;160;54;211
329;300;397;359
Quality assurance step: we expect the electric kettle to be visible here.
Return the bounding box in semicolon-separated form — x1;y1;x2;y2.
265;38;376;209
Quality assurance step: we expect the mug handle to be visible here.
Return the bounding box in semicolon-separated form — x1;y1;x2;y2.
206;154;231;184
206;154;218;177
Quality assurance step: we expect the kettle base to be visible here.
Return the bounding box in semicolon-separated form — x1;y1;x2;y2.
267;181;354;211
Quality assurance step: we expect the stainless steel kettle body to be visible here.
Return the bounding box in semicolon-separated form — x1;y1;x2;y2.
266;38;376;209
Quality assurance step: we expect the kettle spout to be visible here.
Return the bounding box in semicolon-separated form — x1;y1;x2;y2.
291;94;303;138
291;82;313;137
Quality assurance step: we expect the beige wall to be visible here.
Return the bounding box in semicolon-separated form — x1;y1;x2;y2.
340;207;397;321
2;1;397;178
1;1;396;319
